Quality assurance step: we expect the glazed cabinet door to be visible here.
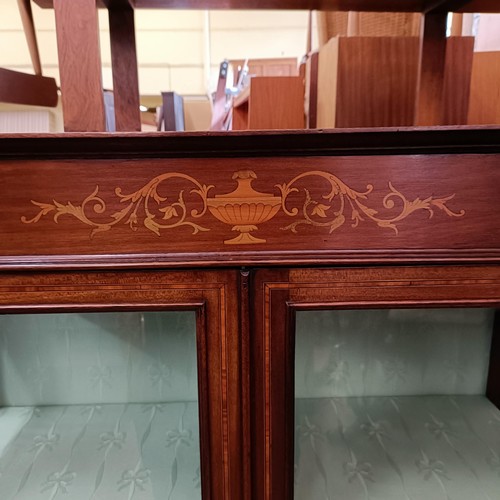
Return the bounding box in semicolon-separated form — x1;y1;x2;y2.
252;266;500;500
0;270;249;500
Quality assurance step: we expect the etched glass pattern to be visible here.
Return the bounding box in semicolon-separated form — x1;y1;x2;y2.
0;311;201;500
294;308;500;500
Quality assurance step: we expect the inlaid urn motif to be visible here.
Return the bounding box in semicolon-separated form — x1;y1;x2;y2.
206;170;282;244
22;168;465;245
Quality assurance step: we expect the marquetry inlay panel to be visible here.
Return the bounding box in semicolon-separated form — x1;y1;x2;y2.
21;168;464;245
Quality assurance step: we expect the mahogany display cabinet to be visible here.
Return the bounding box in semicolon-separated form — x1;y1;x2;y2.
1;127;500;500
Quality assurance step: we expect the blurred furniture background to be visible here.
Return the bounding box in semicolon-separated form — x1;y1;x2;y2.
2;1;500;132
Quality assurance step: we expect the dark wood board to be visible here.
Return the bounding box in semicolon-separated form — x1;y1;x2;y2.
3;128;500;160
0;69;58;108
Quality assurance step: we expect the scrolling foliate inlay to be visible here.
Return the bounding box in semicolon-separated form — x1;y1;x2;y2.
22;169;465;245
22;173;213;239
277;171;465;235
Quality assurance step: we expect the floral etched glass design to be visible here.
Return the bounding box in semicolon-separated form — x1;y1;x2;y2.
0;311;201;499
294;308;500;500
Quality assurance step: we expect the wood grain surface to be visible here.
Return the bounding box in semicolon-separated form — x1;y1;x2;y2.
251;268;291;500
442;36;474;125
232;91;249;131
316;36;472;128
109;5;141;131
32;0;500;13
0;68;58;107
336;37;420;127
0;154;494;262
242;76;305;130
468;51;500;125
2;129;500;268
317;37;338;129
415;12;448;125
54;0;106;131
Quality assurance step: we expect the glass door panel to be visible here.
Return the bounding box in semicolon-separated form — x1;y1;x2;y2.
294;308;500;500
0;311;201;500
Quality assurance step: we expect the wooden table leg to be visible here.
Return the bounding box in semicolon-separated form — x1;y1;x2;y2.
54;0;106;132
347;11;360;36
109;4;141;132
451;13;463;35
17;0;42;76
415;12;448;126
443;36;474;125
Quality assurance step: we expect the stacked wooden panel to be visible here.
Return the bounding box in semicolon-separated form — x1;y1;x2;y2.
311;35;474;129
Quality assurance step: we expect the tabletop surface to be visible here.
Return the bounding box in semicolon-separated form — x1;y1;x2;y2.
31;0;500;13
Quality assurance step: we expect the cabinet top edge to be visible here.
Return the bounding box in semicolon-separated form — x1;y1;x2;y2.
2;126;500;160
2;250;500;273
